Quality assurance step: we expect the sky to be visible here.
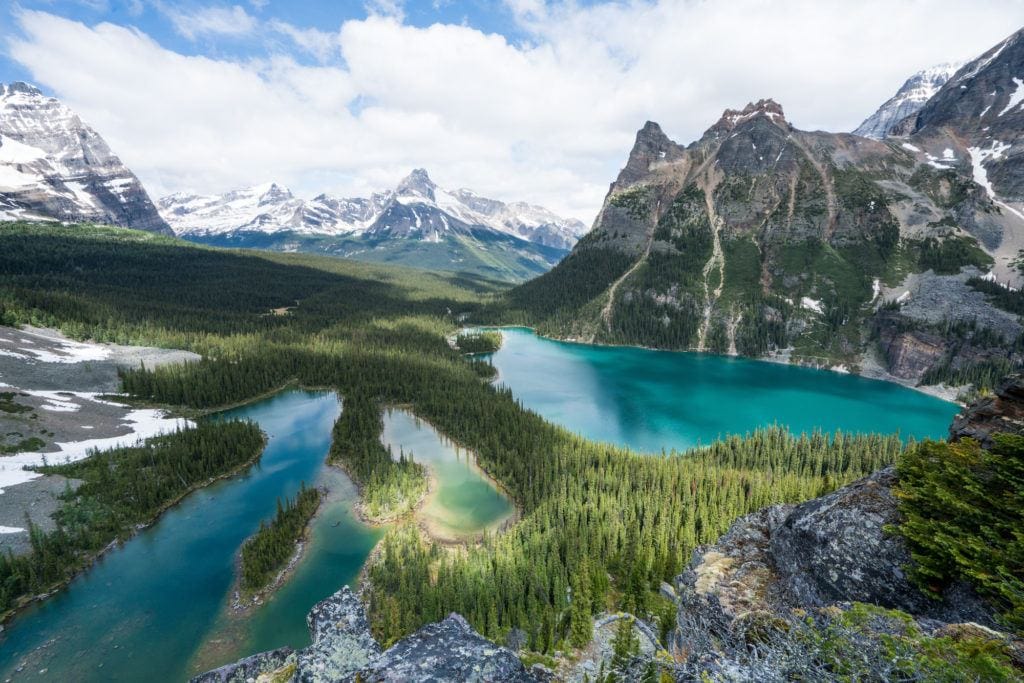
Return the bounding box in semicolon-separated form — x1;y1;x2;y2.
1;0;1023;223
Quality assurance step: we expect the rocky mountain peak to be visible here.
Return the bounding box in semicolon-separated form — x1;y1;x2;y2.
903;26;1024;203
853;62;962;139
0;81;170;233
2;82;44;98
395;167;437;202
256;182;293;205
713;98;789;132
615;120;684;187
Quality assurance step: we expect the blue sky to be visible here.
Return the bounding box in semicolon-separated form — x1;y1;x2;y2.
2;1;1022;220
0;1;555;82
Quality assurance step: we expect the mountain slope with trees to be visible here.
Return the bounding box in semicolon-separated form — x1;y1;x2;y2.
487;28;1024;393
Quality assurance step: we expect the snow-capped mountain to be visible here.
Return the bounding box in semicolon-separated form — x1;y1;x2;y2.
0;82;170;233
158;183;386;237
159;168;586;251
852;63;962;139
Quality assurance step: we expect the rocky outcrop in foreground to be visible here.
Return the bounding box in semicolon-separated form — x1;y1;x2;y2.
950;374;1024;446
193;586;540;683
667;383;1024;680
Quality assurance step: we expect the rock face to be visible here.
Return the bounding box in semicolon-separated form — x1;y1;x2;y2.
506;30;1023;382
160;168;584;282
363;613;535;682
0;82;170;234
673;466;996;638
902;28;1024;204
852;63;961;139
950;373;1024;445
193;586;539;683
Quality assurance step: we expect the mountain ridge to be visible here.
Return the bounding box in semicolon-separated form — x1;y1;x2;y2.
159;168;587;251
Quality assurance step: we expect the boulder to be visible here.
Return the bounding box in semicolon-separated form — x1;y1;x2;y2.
193;586;538;683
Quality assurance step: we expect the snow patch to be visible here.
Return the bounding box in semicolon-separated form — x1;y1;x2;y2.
999;77;1024;117
901;143;921;153
0;526;24;534
13;330;111;364
0;399;191;493
800;297;824;314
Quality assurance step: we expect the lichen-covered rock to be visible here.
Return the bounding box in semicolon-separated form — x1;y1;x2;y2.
950;374;1024;446
672;466;995;644
357;612;534;682
297;586;382;682
191;647;295;683
193;587;538;683
769;467;932;613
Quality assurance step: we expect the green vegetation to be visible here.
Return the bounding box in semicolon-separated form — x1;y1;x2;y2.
240;483;321;593
2;220;1014;679
0;436;45;454
329;394;428;521
0;392;33;414
0;420;264;615
893;434;1024;630
907;166;975;209
366;429;901;649
608;186;652;220
909;235;992;275
0;222;906;653
969;276;1024;316
832;167;900;257
455;330;502;354
803;603;1022;681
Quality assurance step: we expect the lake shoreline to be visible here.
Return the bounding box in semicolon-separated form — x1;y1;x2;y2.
0;432;268;627
476;325;964;406
228;484;326;617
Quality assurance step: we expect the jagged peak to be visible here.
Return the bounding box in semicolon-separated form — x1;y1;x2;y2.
713;99;788;132
1;82;44;98
395;167;436;201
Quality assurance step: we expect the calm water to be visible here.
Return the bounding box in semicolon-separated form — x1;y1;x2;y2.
485;328;958;453
382;410;513;540
0;390;513;681
0;390;348;682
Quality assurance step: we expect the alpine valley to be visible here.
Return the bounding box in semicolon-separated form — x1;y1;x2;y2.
1;12;1023;683
158;169;585;282
0;84;584;283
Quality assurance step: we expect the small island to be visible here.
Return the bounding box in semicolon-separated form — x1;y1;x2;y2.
239;483;322;597
455;330;502;354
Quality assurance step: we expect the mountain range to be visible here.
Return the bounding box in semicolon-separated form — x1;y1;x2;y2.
158;168;585;281
499;27;1024;391
0;83;584;282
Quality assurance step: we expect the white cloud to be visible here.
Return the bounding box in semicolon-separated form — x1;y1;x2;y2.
164;4;258;40
365;0;405;21
6;2;1024;223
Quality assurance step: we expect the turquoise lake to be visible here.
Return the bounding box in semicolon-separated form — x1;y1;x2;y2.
484;328;959;453
0;333;959;680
